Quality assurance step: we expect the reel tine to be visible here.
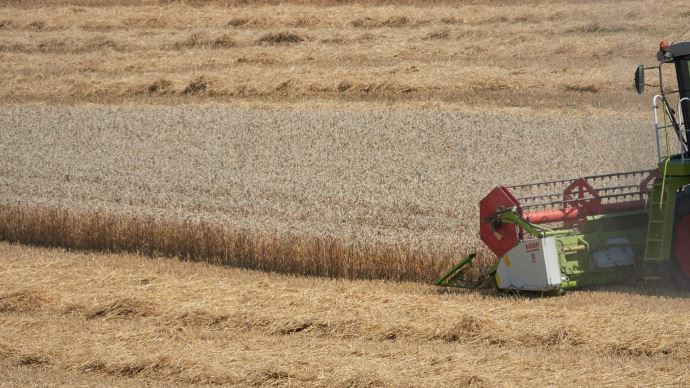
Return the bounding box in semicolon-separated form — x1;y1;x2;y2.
504;169;657;212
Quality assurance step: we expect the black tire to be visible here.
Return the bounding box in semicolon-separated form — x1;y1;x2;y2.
671;194;690;289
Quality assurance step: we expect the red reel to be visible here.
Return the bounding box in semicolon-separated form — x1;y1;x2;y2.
479;186;521;257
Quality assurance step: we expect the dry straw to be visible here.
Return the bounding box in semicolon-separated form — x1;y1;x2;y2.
2;242;690;385
0;204;477;281
0;1;674;106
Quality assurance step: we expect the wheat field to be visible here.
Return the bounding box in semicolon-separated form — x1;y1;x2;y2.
0;105;655;280
1;0;688;385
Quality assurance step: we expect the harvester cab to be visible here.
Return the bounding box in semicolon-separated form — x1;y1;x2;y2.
436;40;690;293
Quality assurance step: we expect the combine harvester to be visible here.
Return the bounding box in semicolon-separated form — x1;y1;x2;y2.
437;40;690;293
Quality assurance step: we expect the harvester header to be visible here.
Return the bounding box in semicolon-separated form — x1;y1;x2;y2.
480;170;658;258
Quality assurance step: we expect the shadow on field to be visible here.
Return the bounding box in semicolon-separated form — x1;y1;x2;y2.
581;283;690;299
434;278;690;299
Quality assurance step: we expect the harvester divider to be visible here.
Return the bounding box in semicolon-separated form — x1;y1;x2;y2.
434;253;496;289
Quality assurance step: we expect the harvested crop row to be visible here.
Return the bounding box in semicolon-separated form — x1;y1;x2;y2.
0;1;684;107
1;243;689;385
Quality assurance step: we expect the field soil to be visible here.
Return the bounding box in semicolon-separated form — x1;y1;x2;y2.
2;243;690;386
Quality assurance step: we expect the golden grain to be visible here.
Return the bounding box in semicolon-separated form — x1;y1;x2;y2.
0;204;466;281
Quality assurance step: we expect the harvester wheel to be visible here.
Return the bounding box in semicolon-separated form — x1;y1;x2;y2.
671;196;690;288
